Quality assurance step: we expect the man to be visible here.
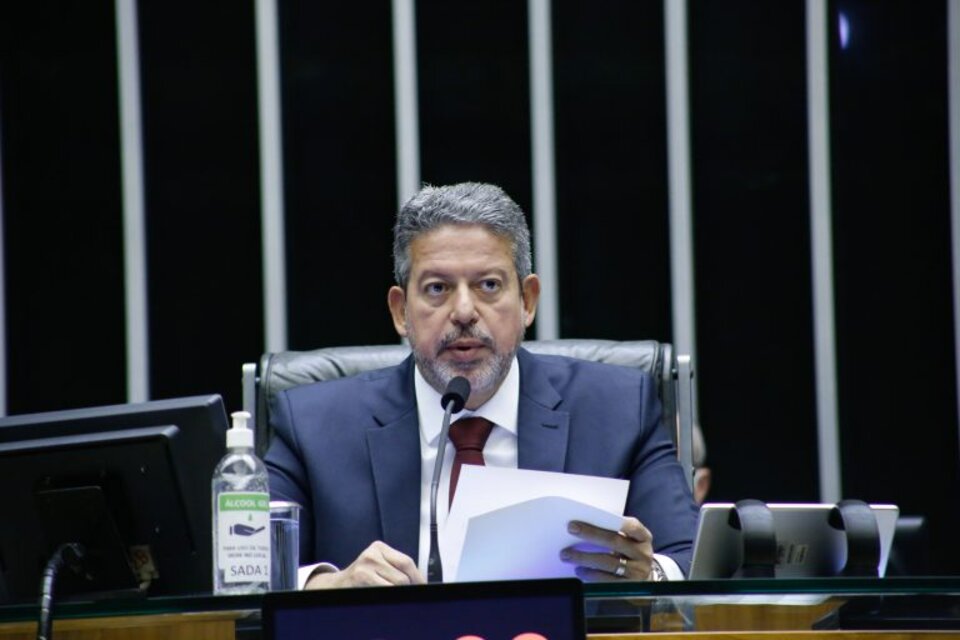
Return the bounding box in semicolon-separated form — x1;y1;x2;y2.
265;182;698;588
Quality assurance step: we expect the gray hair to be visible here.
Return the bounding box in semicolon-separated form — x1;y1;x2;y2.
392;182;533;288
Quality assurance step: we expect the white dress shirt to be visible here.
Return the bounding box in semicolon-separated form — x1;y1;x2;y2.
414;356;521;576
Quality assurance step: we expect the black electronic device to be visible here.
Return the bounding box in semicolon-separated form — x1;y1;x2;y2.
0;395;229;604
689;502;899;579
263;577;586;640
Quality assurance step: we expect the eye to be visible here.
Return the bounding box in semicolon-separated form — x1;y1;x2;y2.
424;281;448;296
478;279;502;293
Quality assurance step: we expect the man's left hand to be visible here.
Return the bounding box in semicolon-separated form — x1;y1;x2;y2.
560;517;654;581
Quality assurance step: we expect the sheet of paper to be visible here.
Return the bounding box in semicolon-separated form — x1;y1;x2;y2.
439;466;629;582
455;495;624;581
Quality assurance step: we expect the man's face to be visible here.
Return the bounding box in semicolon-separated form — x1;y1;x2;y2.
388;224;540;409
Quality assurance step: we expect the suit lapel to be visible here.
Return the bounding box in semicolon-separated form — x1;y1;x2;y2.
366;358;421;563
516;349;570;472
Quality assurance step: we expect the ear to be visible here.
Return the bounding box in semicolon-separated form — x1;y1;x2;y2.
387;286;408;337
520;274;540;328
694;467;712;505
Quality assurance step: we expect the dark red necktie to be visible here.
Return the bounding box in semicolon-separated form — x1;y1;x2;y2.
448;417;494;507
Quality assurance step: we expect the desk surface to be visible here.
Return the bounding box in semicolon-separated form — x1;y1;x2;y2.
1;577;958;637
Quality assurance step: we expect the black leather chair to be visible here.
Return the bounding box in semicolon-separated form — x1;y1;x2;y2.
241;339;695;490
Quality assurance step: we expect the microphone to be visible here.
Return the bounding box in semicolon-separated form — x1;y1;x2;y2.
427;376;471;583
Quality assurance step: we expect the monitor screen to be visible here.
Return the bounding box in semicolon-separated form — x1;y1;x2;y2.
0;395;229;603
262;578;585;640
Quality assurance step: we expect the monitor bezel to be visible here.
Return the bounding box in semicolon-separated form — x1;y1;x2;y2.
262;577;586;640
0;394;228;604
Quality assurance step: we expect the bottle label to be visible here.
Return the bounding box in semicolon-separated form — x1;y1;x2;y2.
217;492;271;584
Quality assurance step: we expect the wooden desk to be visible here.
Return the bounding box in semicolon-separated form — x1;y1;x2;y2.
1;615;957;640
602;634;960;639
0;610;248;640
0;578;956;638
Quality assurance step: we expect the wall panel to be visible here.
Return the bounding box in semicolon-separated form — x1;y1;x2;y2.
830;0;959;573
689;0;818;502
552;0;672;341
139;1;263;412
0;1;126;413
280;1;399;349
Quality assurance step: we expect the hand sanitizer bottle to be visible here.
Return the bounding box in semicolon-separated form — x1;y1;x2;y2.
212;410;270;594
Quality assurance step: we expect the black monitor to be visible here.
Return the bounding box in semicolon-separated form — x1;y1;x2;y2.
0;394;229;604
262;578;586;640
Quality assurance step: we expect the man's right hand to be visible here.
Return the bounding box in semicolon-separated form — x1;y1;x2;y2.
304;541;424;589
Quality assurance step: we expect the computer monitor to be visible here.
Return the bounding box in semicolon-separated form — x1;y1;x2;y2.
262;578;586;640
689;502;899;579
0;395;229;604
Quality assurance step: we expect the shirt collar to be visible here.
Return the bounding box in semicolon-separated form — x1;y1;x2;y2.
416;355;520;446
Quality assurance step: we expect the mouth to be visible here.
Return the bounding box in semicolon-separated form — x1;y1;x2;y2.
442;339;490;362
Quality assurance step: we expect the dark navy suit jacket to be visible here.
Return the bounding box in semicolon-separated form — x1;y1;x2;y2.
264;347;699;575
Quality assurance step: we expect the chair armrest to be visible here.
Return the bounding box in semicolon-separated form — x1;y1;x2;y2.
241;362;260;453
675;355;695;492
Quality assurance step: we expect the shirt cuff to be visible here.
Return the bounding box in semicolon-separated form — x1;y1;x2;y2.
297;562;339;589
652;554;685;581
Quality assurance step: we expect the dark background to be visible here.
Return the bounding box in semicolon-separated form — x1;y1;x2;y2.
1;0;957;573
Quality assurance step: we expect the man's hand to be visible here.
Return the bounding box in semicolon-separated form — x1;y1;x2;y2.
560;517;654;581
304;541;425;589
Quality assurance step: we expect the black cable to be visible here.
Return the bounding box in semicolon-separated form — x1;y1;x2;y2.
37;543;85;640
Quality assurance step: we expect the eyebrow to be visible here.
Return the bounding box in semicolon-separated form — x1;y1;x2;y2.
415;267;511;283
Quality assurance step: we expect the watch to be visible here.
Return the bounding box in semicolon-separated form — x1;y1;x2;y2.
648;558;667;582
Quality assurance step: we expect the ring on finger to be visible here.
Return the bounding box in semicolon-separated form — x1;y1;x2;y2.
614;555;627;578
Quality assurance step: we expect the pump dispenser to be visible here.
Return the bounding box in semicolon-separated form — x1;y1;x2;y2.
211;410;270;594
226;411;254;448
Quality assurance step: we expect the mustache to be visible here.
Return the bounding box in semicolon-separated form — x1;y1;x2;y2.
437;326;495;352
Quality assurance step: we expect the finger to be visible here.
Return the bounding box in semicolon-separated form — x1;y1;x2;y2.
340;543;413;586
567;521;634;557
357;568;396;587
337;564;397;588
379;543;426;584
374;564;417;585
575;566;619;582
619;517;653;544
361;541;423;585
560;547;624;575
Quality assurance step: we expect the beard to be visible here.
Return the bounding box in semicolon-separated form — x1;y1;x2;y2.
407;320;523;401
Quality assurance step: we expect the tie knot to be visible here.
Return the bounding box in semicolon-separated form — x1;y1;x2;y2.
449;417;493;453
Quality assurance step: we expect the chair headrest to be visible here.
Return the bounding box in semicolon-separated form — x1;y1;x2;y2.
262;339;670;402
253;338;679;457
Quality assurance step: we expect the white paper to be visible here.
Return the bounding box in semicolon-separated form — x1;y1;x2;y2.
440;466;629;582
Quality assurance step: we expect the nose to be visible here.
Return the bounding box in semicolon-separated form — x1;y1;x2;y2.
450;283;478;325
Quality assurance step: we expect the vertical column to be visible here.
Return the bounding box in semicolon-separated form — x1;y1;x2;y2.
528;0;559;340
0;108;6;416
392;0;421;209
951;0;960;457
115;0;149;403
664;0;696;362
806;0;841;502
256;0;287;353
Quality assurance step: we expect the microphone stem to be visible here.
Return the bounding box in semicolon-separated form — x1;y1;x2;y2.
427;402;456;583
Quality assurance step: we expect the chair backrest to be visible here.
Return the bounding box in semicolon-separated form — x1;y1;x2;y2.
242;339;695;489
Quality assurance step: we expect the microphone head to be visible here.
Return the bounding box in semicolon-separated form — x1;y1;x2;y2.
440;376;471;413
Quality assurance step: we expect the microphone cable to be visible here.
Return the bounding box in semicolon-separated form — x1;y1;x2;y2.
37;543;85;640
